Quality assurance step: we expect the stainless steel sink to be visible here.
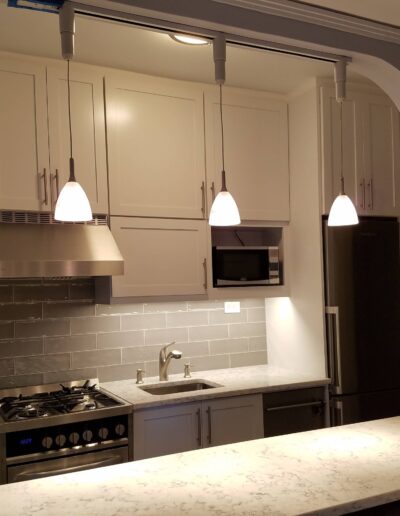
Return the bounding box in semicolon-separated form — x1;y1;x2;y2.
139;380;221;395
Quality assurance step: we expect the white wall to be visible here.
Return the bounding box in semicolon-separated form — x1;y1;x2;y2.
265;84;327;377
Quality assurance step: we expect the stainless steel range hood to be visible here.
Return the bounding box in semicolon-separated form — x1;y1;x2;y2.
0;221;124;278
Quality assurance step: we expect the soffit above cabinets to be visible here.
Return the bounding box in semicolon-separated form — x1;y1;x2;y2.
0;3;368;95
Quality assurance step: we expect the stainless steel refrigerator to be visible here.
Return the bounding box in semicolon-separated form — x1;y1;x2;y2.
323;216;400;425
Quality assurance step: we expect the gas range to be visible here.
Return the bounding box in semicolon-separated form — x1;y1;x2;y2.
0;379;132;484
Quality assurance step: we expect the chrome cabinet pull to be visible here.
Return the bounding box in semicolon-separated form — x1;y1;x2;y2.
42;168;48;205
202;258;207;290
51;169;60;208
196;408;202;447
210;181;216;202
360;179;365;209
206;406;212;444
201;181;206;217
367;178;373;209
55;169;60;199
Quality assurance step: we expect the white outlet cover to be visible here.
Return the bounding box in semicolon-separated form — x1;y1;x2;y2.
224;301;241;314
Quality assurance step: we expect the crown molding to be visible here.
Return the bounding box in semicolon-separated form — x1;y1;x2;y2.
214;0;400;44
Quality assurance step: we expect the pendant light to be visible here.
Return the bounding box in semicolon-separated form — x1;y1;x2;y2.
209;34;241;227
327;61;358;227
55;2;92;222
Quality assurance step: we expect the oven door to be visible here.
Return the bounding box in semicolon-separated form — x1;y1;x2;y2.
7;446;128;483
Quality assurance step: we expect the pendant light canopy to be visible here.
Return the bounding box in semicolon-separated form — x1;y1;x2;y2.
55;2;92;222
327;61;358;227
209;34;241;227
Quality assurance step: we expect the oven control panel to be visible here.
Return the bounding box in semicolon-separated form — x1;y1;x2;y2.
6;415;129;458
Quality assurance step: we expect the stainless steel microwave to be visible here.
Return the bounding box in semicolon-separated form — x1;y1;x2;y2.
212;246;281;287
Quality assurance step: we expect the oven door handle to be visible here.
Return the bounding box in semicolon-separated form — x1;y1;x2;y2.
14;456;121;482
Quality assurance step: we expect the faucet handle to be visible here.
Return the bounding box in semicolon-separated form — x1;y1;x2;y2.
184;363;192;378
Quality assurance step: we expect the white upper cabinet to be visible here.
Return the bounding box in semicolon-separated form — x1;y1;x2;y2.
111;216;208;298
320;83;400;216
0;56;50;211
106;72;206;219
47;64;108;213
204;88;290;222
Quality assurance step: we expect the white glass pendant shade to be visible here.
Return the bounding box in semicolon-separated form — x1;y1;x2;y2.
327;194;359;226
209;189;241;226
55;180;92;222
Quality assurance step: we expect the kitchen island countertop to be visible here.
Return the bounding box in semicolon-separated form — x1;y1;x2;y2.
1;416;400;515
102;364;330;409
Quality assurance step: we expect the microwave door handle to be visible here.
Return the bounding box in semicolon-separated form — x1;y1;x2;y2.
325;306;343;393
14;456;121;482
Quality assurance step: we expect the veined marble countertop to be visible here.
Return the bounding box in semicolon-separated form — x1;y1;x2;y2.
2;416;400;515
102;364;330;409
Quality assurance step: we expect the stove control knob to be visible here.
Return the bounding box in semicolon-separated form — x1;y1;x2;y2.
115;423;125;437
69;432;80;445
42;436;53;449
82;430;93;443
55;434;67;448
98;427;109;441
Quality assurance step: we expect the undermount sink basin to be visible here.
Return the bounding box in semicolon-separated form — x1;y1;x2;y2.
139;380;221;395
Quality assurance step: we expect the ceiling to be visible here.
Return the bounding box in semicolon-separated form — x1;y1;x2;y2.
294;0;400;28
0;4;350;95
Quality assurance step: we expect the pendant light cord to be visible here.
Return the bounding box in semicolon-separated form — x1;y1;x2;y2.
67;59;73;159
339;99;344;194
219;84;225;172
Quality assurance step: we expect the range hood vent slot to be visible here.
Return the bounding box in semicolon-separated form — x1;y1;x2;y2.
0;211;108;226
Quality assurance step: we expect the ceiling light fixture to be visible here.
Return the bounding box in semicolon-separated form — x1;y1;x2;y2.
55;1;93;222
209;34;241;227
170;34;210;46
327;60;358;227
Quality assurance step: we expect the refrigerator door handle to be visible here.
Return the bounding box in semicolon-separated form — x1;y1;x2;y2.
325;306;343;393
332;399;344;426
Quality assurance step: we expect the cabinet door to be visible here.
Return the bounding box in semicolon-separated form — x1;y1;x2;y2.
320;85;364;214
204;88;289;221
47;64;108;213
361;93;400;216
133;403;201;460
202;394;263;448
0;57;50;210
111;217;207;298
106;72;206;218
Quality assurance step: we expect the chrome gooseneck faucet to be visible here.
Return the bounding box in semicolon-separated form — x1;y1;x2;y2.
159;342;182;381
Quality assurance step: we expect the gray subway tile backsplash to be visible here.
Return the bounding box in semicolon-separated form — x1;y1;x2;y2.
0;279;267;388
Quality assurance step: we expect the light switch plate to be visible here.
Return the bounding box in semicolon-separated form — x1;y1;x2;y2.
224;301;241;314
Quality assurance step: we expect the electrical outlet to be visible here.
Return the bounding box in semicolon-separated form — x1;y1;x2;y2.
224;301;241;314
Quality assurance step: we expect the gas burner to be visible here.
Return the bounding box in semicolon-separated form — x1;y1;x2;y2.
16;405;48;420
0;379;122;422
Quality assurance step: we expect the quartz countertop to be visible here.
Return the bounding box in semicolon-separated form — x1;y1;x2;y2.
2;416;400;515
102;364;330;409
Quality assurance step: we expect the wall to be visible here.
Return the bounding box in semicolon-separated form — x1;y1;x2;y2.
265;84;327;377
0;278;267;389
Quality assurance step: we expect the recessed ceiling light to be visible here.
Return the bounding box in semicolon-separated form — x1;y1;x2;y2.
170;34;210;46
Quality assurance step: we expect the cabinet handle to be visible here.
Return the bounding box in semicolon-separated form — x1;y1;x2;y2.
210;181;216;202
42;168;48;206
367;178;373;209
202;258;207;290
55;169;60;199
360;179;366;209
206;406;212;444
201;181;206;217
196;408;202;447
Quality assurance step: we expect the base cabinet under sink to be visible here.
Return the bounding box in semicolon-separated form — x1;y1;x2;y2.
133;394;263;460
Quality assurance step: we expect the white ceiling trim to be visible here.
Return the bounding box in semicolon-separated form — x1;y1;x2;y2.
214;0;400;44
